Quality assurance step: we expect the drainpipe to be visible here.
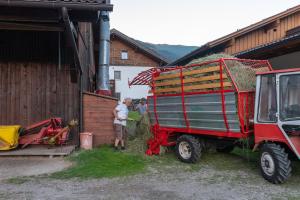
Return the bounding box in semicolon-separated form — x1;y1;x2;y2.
96;11;111;96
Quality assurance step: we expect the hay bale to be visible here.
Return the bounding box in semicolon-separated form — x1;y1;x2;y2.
126;111;142;139
126;114;152;155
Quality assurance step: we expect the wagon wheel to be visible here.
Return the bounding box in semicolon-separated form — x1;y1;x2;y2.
175;135;202;163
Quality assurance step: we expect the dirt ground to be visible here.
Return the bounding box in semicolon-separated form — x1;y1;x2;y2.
0;157;71;180
0;155;300;200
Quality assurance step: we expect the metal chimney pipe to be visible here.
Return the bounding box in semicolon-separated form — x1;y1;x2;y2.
96;11;111;95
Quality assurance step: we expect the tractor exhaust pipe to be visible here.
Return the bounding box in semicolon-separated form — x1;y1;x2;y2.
96;11;111;96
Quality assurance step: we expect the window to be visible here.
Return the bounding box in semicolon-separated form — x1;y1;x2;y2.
115;92;121;100
121;50;128;60
114;71;121;80
258;75;277;122
280;74;300;121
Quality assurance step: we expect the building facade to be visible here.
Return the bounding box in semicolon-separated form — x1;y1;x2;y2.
109;29;168;100
170;5;300;69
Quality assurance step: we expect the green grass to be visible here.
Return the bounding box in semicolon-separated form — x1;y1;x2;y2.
49;140;300;184
51;146;146;179
128;111;141;121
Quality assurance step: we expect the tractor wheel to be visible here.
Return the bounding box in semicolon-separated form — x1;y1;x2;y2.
259;143;291;184
216;145;235;153
175;135;202;163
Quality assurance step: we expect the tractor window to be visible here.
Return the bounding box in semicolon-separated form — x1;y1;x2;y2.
280;74;300;121
258;75;277;123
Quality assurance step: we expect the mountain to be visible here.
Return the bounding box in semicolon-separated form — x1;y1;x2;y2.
139;41;198;63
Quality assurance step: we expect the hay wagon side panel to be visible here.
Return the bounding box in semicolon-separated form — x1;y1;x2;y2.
148;92;241;135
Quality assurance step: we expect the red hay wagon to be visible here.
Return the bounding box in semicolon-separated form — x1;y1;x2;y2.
130;58;300;184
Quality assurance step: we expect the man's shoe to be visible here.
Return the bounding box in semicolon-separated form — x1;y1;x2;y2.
121;146;126;150
114;146;119;151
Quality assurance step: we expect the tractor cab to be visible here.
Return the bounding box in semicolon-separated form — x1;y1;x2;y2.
254;68;300;183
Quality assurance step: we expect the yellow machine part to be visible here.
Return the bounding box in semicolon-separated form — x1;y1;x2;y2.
0;126;20;150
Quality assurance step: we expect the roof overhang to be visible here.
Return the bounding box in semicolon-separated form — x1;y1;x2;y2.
207;5;300;47
0;0;113;11
0;1;113;31
235;33;300;59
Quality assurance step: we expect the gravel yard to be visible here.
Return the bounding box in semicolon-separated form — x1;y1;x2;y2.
1;150;300;200
0;157;72;181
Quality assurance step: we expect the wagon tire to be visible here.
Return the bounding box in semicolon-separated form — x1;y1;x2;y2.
175;135;201;163
216;145;235;153
259;143;291;184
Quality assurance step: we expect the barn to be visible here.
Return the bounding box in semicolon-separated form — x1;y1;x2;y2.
170;5;300;69
0;0;116;147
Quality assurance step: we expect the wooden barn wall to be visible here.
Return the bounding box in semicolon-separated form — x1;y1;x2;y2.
83;93;117;147
78;22;96;92
0;63;80;132
0;30;84;143
224;11;300;54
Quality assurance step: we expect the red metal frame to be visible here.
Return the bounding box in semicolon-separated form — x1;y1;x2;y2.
237;91;255;134
151;70;160;127
253;123;300;156
256;68;300;75
129;67;175;86
219;60;229;132
179;67;190;129
130;58;272;155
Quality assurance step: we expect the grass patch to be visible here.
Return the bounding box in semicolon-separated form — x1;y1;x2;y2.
51;146;146;179
287;197;300;200
128;111;142;121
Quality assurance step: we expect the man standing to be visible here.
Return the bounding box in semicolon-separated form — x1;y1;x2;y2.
135;98;147;115
113;98;132;150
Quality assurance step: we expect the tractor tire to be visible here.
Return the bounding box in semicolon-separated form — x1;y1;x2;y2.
216;145;235;153
175;135;202;163
259;143;291;184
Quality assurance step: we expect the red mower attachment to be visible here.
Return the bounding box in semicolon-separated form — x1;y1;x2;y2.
19;118;77;148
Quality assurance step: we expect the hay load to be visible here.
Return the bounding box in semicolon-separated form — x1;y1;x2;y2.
126;113;152;155
153;54;269;95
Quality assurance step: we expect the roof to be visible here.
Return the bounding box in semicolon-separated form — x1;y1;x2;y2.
169;4;300;66
0;0;113;11
235;32;300;58
110;29;169;65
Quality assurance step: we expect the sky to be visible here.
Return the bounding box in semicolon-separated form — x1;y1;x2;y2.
110;0;300;46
